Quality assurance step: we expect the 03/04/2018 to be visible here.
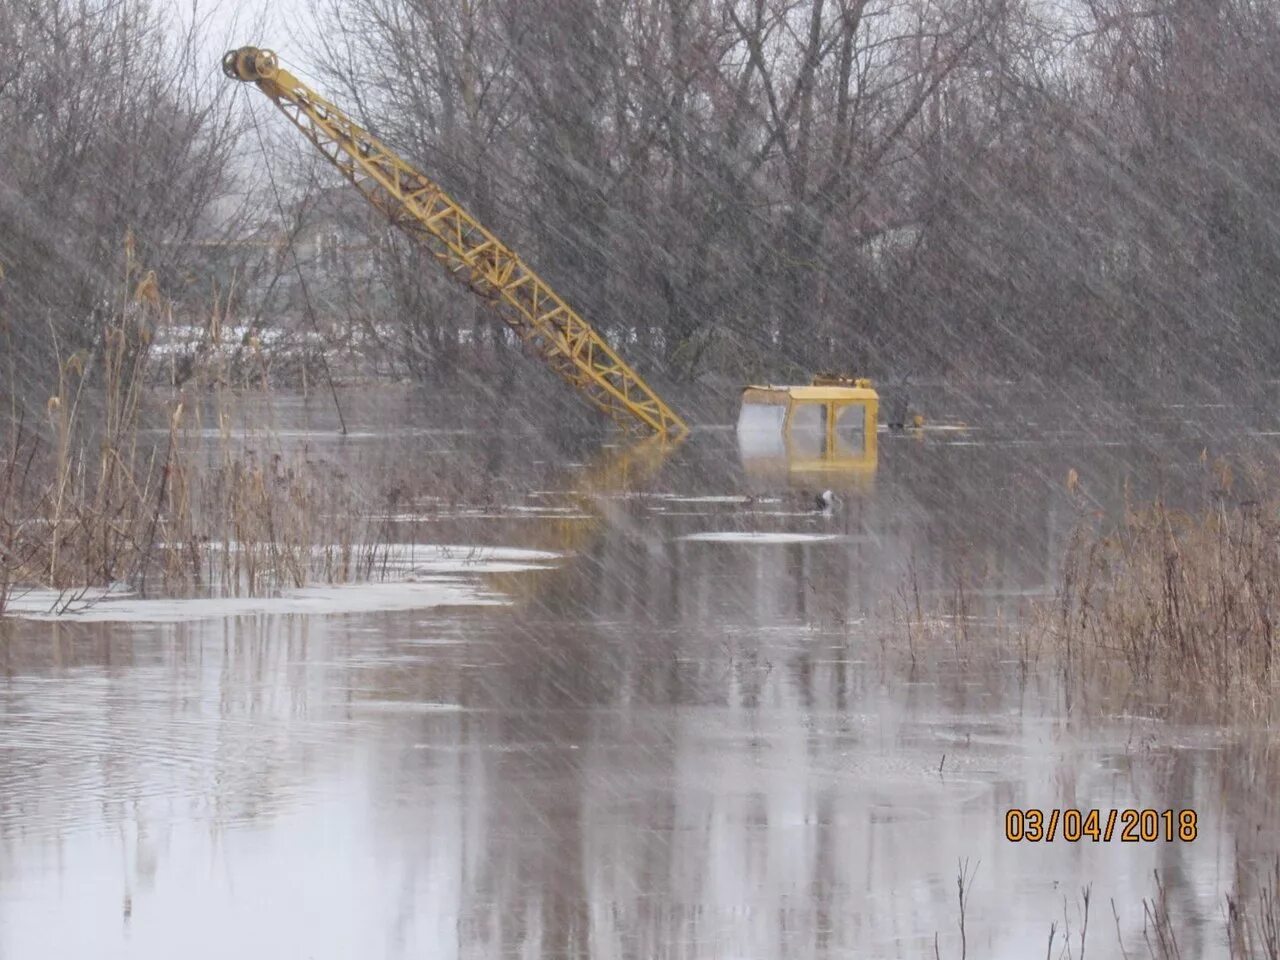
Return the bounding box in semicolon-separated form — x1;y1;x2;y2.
1005;808;1197;843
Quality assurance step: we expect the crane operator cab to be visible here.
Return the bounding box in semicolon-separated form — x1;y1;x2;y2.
736;376;878;489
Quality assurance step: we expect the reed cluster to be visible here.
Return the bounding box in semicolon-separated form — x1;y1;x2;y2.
0;253;388;614
1049;483;1280;707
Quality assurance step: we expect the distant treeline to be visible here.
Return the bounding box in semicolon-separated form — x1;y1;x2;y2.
5;0;1280;402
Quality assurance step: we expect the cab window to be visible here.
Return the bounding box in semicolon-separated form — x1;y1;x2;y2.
834;403;867;456
789;401;827;457
737;401;787;456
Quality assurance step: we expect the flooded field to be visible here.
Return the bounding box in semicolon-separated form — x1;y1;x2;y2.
3;385;1279;958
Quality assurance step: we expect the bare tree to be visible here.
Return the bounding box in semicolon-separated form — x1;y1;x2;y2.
295;0;1280;390
0;0;244;409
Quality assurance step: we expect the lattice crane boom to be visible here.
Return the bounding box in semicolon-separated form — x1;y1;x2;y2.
223;46;688;442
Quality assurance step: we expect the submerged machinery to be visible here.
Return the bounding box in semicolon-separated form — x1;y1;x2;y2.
737;376;879;489
223;47;888;481
223;46;688;443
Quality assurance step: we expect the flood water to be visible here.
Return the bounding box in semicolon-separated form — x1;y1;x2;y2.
3;384;1279;958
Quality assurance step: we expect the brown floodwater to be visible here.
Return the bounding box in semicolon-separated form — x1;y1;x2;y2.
2;384;1279;958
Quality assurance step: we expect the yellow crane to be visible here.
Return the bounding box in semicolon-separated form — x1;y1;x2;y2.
222;46;689;442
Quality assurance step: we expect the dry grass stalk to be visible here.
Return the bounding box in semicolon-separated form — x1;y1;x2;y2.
1047;484;1280;708
1228;858;1280;960
0;241;392;608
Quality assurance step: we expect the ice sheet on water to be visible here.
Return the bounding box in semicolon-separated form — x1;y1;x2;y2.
4;544;563;622
372;543;567;568
373;508;595;521
677;532;841;544
193;542;567;568
352;700;467;713
4;580;508;623
653;494;784;504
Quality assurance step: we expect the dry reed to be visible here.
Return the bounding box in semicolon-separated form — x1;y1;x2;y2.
1048;482;1280;709
0;241;392;612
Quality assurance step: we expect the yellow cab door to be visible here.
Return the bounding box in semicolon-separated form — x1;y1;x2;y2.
784;400;828;458
832;400;875;462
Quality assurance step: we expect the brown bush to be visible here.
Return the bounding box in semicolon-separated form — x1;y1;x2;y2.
1049;482;1280;709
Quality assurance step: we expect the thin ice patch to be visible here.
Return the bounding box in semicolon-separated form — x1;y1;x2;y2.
378;544;566;573
192;542;568;571
351;700;468;714
654;494;783;505
678;532;841;544
4;580;507;623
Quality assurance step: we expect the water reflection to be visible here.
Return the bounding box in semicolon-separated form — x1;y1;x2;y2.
2;385;1278;958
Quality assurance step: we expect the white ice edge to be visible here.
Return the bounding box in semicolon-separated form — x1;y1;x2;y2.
185;542;567;565
677;532;842;544
363;543;566;564
653;495;784;504
400;560;558;575
5;579;509;623
362;507;592;521
4;544;563;623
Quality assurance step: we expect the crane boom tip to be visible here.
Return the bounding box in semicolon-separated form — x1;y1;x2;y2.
222;47;279;83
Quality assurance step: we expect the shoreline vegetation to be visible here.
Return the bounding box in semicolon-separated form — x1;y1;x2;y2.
889;463;1280;716
1051;477;1280;707
0;258;392;617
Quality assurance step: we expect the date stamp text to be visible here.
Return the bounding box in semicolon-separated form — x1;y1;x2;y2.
1005;808;1197;842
